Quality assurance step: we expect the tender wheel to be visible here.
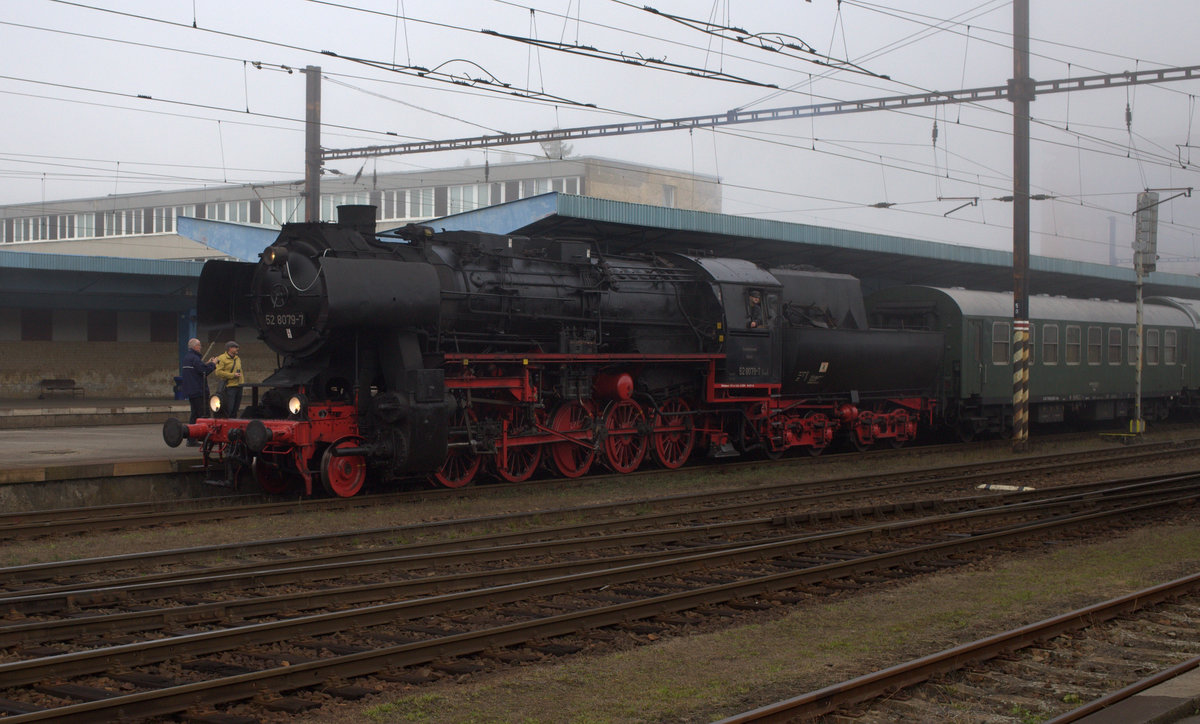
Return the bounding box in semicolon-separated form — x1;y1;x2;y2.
652;397;695;469
850;433;874;453
254;456;294;494
433;408;481;488
803;411;829;457
603;399;648;474
320;437;367;497
889;410;915;448
494;409;544;483
762;414;789;460
549;401;596;478
739;414;785;460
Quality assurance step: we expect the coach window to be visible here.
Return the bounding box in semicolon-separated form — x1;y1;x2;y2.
1146;329;1161;365
1128;328;1139;365
1042;324;1059;364
991;321;1010;365
1108;328;1123;365
1065;325;1081;365
1087;326;1102;365
1165;330;1178;365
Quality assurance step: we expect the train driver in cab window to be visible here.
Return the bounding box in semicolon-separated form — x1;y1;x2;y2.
747;289;765;328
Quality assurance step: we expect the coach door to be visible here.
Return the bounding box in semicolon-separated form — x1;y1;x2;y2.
963;320;986;396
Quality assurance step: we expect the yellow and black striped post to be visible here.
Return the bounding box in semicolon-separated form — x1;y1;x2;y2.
1010;0;1032;453
1013;319;1030;449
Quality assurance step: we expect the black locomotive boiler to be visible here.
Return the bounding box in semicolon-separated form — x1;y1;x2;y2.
164;205;944;496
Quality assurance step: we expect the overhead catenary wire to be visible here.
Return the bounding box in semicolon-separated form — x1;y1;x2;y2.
4;82;1195;252
609;0;891;80
4;0;1197;261
4;57;1195;235
21;1;1190;186
47;0;606;109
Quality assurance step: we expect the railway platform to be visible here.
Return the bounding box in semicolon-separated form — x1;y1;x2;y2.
0;397;208;511
1070;664;1200;724
0;395;188;430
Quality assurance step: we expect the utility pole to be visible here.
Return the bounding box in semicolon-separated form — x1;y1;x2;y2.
1010;0;1032;452
1131;195;1156;436
1131;191;1159;435
304;65;321;222
1131;188;1191;433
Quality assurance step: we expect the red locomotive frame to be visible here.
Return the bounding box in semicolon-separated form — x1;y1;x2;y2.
177;354;935;497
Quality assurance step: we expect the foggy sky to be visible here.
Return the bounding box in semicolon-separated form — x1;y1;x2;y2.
2;1;1198;270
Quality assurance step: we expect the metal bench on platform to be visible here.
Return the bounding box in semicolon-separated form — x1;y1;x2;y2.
37;379;85;399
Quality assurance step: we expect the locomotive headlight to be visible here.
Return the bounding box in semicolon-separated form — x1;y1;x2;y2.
264;245;290;266
209;394;223;413
287;393;309;419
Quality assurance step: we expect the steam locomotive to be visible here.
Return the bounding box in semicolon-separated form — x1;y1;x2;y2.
162;205;1187;496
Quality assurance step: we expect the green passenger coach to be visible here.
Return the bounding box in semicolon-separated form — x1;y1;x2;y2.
867;286;1195;440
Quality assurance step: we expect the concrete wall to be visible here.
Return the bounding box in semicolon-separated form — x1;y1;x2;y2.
585;164;722;213
0;338;276;399
7;234;213;261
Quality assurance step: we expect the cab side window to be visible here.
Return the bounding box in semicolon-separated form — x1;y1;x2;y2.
746;289;765;329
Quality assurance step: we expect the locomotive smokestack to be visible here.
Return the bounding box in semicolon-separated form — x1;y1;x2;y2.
337;204;378;239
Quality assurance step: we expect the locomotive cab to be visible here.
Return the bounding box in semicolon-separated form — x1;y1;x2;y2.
720;284;781;385
671;255;783;387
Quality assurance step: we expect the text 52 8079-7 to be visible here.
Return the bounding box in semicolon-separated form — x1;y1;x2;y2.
264;313;305;326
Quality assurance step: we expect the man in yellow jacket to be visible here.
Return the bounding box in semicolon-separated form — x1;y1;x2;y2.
212;341;244;417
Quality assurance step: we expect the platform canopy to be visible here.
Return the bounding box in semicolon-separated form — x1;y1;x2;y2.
0;250;200;311
34;191;1200;307
416;193;1200;303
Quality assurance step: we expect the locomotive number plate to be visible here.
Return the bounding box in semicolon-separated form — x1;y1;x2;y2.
264;313;306;326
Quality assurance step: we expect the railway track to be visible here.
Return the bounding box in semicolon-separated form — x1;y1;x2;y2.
2;472;1193;636
4;441;1197;591
717;574;1200;723
0;437;1195;544
0;470;1197;721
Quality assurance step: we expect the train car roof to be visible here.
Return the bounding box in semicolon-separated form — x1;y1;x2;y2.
1145;296;1200;327
873;286;1194;327
674;254;781;287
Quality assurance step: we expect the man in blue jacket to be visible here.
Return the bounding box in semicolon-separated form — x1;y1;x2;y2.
181;338;215;445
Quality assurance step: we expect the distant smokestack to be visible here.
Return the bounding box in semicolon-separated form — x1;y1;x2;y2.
337;204;377;239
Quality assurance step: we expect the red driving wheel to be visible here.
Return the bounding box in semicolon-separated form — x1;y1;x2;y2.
549;401;596;478
652;397;695;469
603;399;647;474
494;408;544;483
433;408;481;488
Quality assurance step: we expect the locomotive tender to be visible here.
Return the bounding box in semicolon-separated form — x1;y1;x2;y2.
163;205;943;495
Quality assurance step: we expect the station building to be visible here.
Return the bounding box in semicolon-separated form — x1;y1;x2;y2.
0;156;718;260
